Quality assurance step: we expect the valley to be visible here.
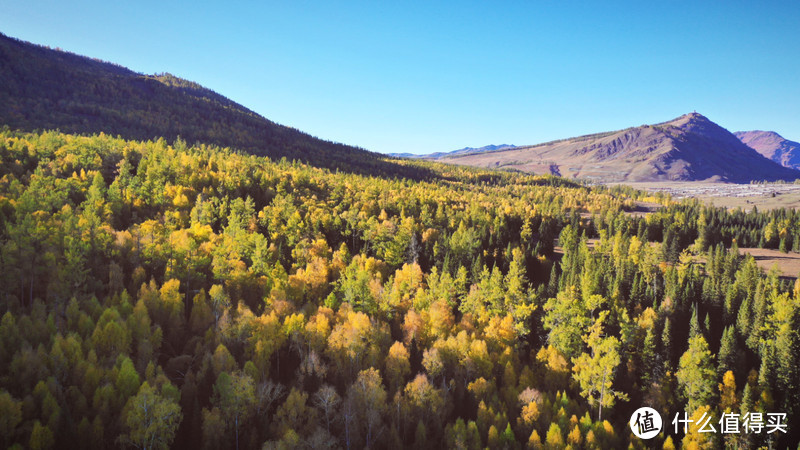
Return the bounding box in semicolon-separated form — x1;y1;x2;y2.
1;30;799;449
610;181;800;211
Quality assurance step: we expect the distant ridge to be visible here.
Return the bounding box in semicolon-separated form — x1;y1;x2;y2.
436;144;518;158
433;113;800;183
0;33;429;178
390;144;516;159
735;131;800;171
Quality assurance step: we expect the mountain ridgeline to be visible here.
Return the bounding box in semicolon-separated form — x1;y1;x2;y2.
432;113;800;183
735;130;800;171
390;144;518;159
0;33;431;179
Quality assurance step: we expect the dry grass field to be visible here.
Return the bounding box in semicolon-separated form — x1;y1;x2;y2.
613;182;800;211
695;192;800;210
738;247;800;279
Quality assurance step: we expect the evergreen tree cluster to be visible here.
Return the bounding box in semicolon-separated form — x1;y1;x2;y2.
0;129;798;448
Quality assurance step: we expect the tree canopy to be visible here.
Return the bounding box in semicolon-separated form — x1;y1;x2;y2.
0;128;798;447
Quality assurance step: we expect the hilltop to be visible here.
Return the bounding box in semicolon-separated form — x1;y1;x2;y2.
735;130;800;170
0;33;425;178
433;113;800;183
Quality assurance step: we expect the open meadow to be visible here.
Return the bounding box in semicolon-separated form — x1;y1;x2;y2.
738;247;800;279
615;182;800;211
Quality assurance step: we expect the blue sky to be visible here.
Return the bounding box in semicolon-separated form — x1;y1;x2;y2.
3;1;799;154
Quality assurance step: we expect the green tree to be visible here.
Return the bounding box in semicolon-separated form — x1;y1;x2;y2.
676;335;716;413
344;368;387;449
208;284;230;328
762;291;800;419
122;382;183;450
571;314;627;421
543;286;599;361
213;372;256;450
717;325;738;379
0;390;22;447
29;420;54;450
116;356;142;400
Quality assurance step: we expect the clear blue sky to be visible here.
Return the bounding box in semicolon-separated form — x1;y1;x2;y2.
3;1;799;154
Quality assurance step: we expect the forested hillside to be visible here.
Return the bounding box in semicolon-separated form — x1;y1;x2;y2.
0;33;427;179
0;129;799;448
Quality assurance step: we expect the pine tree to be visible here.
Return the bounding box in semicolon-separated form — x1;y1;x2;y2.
689;304;701;339
641;325;658;390
717;326;738;379
661;318;673;371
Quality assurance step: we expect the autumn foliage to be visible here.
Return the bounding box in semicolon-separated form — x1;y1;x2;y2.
0;129;798;448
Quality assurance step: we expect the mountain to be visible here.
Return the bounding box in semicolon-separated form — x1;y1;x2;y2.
735;130;800;170
0;33;428;178
432;144;518;158
436;113;800;183
389;144;517;159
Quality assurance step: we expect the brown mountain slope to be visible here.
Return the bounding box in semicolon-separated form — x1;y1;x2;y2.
439;113;800;182
735;130;800;170
0;33;434;179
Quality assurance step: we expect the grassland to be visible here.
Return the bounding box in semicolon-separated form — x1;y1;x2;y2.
615;181;800;211
739;247;800;279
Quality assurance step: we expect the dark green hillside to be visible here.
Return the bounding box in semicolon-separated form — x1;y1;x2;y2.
0;33;426;178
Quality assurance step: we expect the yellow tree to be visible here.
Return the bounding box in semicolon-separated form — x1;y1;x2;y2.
680;405;718;449
247;312;284;380
571;313;627;421
719;371;738;414
676;335;716;413
403;374;445;434
385;341;411;395
327;308;388;381
271;388;317;437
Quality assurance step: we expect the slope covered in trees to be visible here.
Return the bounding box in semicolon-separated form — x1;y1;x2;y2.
0;33;428;179
1;129;799;448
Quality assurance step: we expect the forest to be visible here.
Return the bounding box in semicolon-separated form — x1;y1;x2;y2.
0;128;799;449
